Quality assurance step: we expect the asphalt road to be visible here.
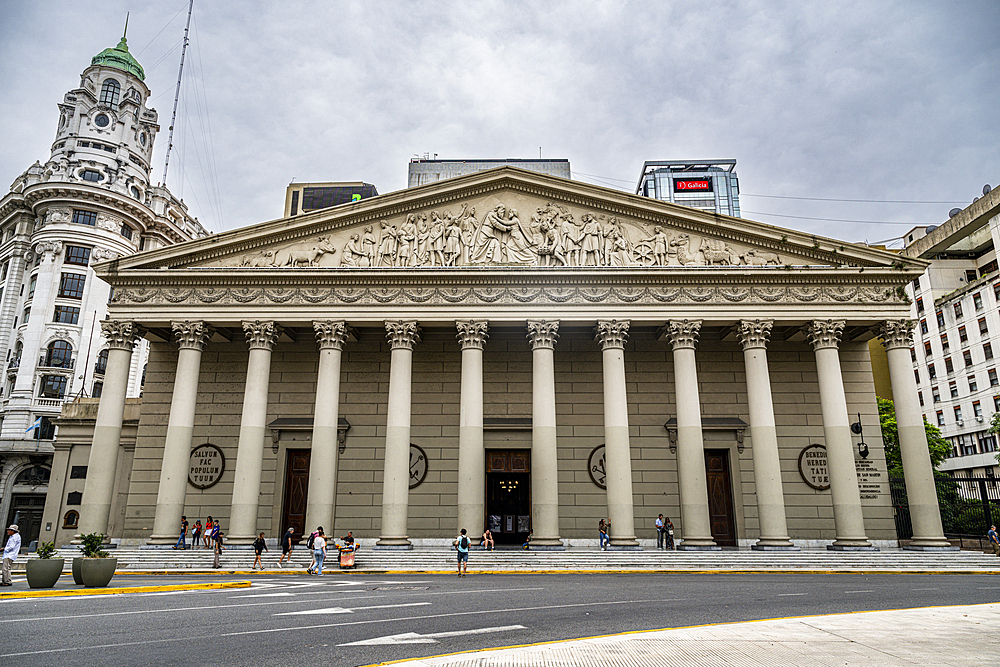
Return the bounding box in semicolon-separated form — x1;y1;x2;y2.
1;572;998;667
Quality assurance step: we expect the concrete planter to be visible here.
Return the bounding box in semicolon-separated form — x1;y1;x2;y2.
72;557;84;585
25;558;65;588
80;558;118;588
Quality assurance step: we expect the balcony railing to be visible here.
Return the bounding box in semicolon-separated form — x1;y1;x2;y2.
38;354;75;370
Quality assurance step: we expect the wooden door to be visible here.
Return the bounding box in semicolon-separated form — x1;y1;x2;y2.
704;449;737;547
281;449;310;544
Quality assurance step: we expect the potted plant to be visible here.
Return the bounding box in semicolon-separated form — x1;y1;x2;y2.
25;541;64;589
78;532;117;588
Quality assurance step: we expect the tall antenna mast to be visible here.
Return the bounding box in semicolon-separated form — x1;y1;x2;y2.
161;0;194;187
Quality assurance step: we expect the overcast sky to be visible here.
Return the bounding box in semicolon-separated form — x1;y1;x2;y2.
2;1;997;247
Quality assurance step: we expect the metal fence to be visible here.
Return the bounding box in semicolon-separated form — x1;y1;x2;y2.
890;475;1000;544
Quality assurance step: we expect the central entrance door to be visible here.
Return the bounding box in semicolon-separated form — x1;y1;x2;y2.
485;450;530;545
704;449;737;547
281;449;310;544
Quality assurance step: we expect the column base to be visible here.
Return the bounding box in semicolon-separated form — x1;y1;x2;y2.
827;544;879;551
145;534;181;547
902;544;960;552
752;543;801;551
530;544;567;551
609;537;640;550
678;544;722;551
225;535;256;546
374;536;412;550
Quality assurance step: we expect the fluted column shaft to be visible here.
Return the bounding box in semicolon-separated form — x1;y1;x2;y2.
304;321;349;536
376;320;421;548
148;321;213;544
456;320;488;536
806;320;873;550
527;320;563;548
78;320;144;538
666;319;718;549
876;320;953;550
737;320;796;550
229;320;281;544
596;320;639;548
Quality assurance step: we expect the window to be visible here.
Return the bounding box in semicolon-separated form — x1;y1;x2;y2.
14;466;50;485
949;381;958;398
92;381;103;398
920;319;928;335
66;491;82;506
58;273;85;299
120;224;133;240
994;283;1000;302
62;510;79;529
38;375;67;399
959;326;968;343
995;395;1000;412
941;334;950;352
918;391;924;406
21;307;29;323
914;369;920;384
912;277;921;291
964;350;974;367
986;343;994;360
45;340;73;368
81;169;103;182
924;341;933;357
72;210;97;226
967;270;979;283
929;363;937;378
27;274;36;300
936;410;945;426
974;400;983;417
69;466;87;479
969;375;978;392
52;305;80;324
954;302;964;319
945;357;954;373
936;311;945;327
0;261;7;281
99;78;120;109
982;260;998;277
979;317;989;335
990;368;998;386
916;297;924;313
974;292;984;310
954;406;963;422
911;348;917;362
64;245;90;266
95;349;108;375
932;386;941;402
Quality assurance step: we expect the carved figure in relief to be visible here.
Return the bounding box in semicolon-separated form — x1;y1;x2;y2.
377;221;398;267
652;227;669;265
397;215;418;266
361;225;377;264
702;239;740;266
580;213;604;266
537;221;566;266
457;205;477;264
471;204;512;264
673;235;705;266
741;249;781;266
415;215;430;265
283;236;336;267
444;216;461;266
429;212;446;266
607;226;634;267
242;249;275;267
504;208;538;264
341;234;365;267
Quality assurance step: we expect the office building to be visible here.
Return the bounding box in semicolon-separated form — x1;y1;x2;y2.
284;182;378;217
636;160;741;217
408;158;571;188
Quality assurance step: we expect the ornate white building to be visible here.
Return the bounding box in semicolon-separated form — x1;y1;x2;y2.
0;34;209;546
43;166;952;552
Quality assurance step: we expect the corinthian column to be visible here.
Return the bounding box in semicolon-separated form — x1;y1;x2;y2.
77;320;145;538
596;319;639;549
805;319;874;550
304;321;350;537
737;319;796;550
665;319;718;549
875;319;955;550
527;320;564;548
456;320;488;537
148;321;214;545
229;320;281;544
376;320;420;549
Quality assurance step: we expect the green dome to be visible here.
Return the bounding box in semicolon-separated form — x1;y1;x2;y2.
91;36;145;81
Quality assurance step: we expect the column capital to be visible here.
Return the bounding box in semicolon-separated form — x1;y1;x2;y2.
385;320;421;350
736;319;773;350
101;319;145;351
172;320;214;351
595;319;630;350
873;319;915;351
313;320;349;350
663;319;702;350
804;319;845;351
456;320;489;350
527;320;559;350
242;320;282;350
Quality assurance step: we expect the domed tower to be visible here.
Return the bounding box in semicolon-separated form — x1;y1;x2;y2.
0;29;209;545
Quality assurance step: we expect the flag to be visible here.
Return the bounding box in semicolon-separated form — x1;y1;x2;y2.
25;417;42;433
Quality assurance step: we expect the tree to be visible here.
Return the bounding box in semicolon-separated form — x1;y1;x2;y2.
877;397;949;477
986;413;1000;465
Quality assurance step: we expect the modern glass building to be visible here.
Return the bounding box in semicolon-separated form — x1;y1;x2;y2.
284;182;379;217
635;160;741;217
408;158;571;188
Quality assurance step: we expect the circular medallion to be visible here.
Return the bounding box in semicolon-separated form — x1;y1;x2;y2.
588;445;607;489
409;444;428;488
188;443;225;489
797;444;830;490
94;113;110;128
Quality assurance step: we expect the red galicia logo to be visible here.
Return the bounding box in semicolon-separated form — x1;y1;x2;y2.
675;180;710;191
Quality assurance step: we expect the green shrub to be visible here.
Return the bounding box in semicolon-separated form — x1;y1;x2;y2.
35;541;57;559
79;532;109;558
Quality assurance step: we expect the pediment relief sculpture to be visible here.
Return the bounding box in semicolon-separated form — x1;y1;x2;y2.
221;200;792;270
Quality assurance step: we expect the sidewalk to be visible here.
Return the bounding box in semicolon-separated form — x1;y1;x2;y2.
369;603;999;666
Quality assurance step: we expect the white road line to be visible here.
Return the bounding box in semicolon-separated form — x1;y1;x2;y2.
275;602;430;616
844;590;875;594
777;593;807;596
230;592;297;598
912;587;939;591
339;624;526;646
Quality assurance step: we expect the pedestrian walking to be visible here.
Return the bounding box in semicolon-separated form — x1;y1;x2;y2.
1;524;20;586
453;528;470;576
664;517;675;550
306;526;322;573
203;516;213;548
655;514;666;549
277;526;294;568
173;515;189;549
213;531;224;568
989;525;999;557
599;518;610;550
252;532;268;570
307;530;327;575
191;520;202;547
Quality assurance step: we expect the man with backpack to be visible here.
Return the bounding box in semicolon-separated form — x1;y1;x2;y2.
453;528;470;577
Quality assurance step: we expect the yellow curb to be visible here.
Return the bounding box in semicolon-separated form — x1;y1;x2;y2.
0;580;250;599
369;568;1000;576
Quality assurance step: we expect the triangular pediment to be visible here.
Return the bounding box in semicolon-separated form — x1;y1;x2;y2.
101;167;923;274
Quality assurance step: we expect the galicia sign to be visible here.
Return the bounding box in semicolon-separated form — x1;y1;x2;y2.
674;179;712;191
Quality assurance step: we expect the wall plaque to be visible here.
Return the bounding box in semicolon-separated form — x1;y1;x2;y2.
189;444;225;489
588;445;607;489
409;444;428;488
797;444;830;490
